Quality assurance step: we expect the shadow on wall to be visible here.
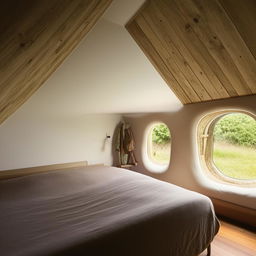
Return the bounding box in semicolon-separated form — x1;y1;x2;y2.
112;122;121;167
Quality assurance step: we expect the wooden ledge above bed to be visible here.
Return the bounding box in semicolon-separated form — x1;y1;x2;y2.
0;161;88;180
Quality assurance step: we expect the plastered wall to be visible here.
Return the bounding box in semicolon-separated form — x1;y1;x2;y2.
0;16;179;171
0;112;121;171
125;95;256;209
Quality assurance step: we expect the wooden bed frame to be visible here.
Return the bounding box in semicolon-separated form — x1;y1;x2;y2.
207;244;211;256
0;161;88;180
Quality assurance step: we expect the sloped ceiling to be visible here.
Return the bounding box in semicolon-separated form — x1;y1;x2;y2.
0;0;112;125
7;17;181;119
103;0;146;25
126;0;256;104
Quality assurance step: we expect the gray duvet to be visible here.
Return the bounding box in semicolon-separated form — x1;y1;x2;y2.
0;166;219;256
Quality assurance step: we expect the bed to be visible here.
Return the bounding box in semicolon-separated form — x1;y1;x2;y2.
0;164;219;256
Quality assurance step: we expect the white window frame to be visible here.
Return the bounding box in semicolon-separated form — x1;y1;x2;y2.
142;122;171;173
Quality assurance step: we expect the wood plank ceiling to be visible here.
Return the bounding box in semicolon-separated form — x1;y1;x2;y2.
0;0;112;125
126;0;256;104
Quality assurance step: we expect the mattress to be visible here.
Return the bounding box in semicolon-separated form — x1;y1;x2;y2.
0;166;219;256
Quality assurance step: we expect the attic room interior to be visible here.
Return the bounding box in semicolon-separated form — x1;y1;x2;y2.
0;0;255;255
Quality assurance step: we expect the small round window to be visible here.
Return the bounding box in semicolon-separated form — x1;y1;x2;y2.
147;123;171;168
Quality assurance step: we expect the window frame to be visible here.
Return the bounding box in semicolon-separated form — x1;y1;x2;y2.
197;110;256;186
143;122;171;173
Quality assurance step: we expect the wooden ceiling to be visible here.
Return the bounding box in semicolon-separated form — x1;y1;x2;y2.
126;0;256;104
0;0;112;125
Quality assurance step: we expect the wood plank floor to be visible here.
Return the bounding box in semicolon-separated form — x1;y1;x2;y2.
200;220;256;256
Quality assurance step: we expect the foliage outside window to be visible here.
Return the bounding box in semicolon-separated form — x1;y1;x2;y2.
149;123;171;165
213;113;256;180
198;111;256;185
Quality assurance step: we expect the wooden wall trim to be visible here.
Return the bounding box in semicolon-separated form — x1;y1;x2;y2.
0;0;112;125
0;161;88;180
211;197;256;227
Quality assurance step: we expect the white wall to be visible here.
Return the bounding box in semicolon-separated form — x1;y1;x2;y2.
125;95;256;210
0;8;181;170
0;108;121;170
103;0;146;26
21;18;180;117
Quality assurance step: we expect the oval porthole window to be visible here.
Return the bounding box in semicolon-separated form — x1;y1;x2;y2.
212;113;256;181
145;123;171;173
198;111;256;185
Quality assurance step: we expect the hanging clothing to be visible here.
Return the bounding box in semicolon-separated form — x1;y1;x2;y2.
115;121;137;167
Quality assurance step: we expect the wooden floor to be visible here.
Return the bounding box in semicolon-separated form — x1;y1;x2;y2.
200;220;256;256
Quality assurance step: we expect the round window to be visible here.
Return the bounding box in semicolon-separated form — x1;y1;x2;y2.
144;123;171;173
212;113;256;181
198;110;256;185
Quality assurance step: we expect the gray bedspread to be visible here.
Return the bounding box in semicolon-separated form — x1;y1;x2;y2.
0;166;219;256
